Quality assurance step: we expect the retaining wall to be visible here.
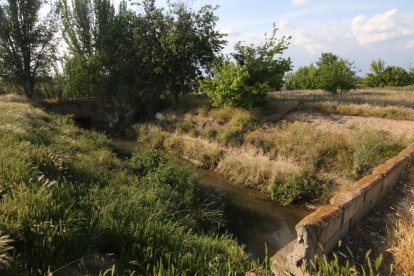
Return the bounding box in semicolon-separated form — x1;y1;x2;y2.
271;143;414;275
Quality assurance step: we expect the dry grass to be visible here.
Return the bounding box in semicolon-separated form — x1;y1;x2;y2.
268;89;414;121
0;233;13;270
387;167;414;274
0;94;28;103
137;124;299;192
134;89;410;204
217;153;298;190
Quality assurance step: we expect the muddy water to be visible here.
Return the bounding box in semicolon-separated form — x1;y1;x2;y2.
111;138;309;260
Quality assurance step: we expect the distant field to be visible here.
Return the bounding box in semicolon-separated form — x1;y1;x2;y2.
135;89;413;206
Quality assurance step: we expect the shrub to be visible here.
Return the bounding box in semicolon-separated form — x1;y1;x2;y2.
285;64;318;90
199;61;269;108
176;119;195;134
200;25;292;108
351;129;405;178
219;127;244;147
129;150;169;177
270;168;334;205
316;52;357;94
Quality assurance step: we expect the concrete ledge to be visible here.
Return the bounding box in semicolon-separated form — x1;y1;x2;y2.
271;143;414;275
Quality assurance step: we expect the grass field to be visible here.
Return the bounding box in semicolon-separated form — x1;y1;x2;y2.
135;89;413;206
0;97;271;275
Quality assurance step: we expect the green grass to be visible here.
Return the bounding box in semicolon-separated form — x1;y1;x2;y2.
0;101;271;274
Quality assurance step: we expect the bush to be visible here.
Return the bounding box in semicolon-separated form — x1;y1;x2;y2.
270;168;334;205
316;52;357;94
219;127;244;147
129;150;169;177
199;61;269;108
200;25;292;108
365;59;413;87
285;64;318;90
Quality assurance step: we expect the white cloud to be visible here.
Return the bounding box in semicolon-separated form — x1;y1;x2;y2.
351;9;414;45
291;0;310;6
278;20;351;55
407;40;414;49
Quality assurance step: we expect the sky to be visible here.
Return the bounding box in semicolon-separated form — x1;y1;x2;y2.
155;0;414;75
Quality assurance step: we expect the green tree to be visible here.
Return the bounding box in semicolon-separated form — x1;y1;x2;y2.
365;59;413;87
232;25;291;91
285;64;318;90
200;25;291;108
199;61;269;108
60;0;225;116
316;52;356;94
0;0;57;99
365;59;386;87
381;66;412;87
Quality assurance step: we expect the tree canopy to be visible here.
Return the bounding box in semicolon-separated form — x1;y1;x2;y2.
60;0;225;116
286;52;357;94
200;25;292;108
0;0;57;98
365;59;413;87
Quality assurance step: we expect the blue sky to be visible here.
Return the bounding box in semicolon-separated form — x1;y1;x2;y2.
154;0;414;75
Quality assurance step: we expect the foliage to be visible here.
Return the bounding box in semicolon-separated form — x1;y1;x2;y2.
0;0;58;98
285;53;357;94
200;61;269;108
60;0;225;116
285;64;318;90
303;247;383;276
269;167;334;205
200;25;291;108
232;25;292;91
351;128;405;178
0;100;270;274
316;52;357;94
365;59;413;87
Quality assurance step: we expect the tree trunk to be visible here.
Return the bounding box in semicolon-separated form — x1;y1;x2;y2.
23;79;34;99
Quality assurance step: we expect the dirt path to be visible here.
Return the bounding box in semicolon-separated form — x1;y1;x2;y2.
287;111;414;141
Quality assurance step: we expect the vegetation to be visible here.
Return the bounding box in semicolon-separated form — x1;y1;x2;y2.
285;64;318;90
286;52;357;94
200;26;291;108
0;0;58;98
365;59;413;87
0;99;272;274
387;167;414;274
136;93;407;206
303;247;383;276
59;0;225;117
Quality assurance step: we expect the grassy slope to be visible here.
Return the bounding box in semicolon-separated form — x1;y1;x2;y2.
135;90;409;206
0;99;264;275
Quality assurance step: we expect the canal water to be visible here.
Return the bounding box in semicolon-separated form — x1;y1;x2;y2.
110;138;309;260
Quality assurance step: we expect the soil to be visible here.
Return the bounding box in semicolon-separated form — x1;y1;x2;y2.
287;111;414;141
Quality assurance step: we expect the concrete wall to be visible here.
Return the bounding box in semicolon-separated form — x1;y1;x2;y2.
271;143;414;275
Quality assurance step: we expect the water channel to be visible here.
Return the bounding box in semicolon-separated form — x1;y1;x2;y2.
110;138;309;260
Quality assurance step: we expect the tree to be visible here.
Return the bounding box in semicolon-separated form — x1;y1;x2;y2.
316;52;356;94
365;59;386;87
285;64;318;90
60;0;225;115
199;61;269;108
365;59;413;87
200;25;291;108
232;25;291;91
0;0;57;99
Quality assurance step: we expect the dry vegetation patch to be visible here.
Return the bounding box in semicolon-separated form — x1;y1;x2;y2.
135;90;410;206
